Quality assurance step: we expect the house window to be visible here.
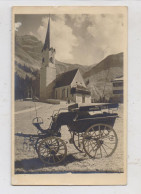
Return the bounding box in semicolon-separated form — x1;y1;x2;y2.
113;82;123;87
113;90;123;94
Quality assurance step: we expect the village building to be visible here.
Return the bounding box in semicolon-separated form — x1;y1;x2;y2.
111;76;123;103
40;17;91;103
55;68;91;103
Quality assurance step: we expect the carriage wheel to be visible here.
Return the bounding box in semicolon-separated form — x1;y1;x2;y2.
83;124;118;159
38;137;67;165
35;137;44;152
35;137;60;154
73;132;85;153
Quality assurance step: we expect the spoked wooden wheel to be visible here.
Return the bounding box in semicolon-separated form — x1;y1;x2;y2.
83;124;118;159
38;137;67;165
35;137;44;152
73;132;85;153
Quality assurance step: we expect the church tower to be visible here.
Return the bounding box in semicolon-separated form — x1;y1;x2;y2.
40;16;56;100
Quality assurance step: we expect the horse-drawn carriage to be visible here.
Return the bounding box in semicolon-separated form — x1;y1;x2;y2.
16;103;119;165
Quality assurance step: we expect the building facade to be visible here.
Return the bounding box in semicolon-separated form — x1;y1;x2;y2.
111;76;123;103
55;69;91;103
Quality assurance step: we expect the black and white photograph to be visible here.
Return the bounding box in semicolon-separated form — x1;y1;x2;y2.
12;6;127;185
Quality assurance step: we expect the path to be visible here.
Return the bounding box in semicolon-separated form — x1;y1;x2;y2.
15;105;42;115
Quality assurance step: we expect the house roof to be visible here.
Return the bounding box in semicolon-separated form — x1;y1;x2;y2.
112;76;124;82
55;69;78;88
71;87;91;95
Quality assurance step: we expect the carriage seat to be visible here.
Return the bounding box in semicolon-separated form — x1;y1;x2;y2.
77;112;118;120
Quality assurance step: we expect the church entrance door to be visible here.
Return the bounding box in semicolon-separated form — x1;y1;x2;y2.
82;95;85;103
62;89;65;100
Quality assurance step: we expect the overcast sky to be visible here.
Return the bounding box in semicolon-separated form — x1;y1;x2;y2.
15;14;125;66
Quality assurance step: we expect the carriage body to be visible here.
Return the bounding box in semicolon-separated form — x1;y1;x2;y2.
48;103;119;134
68;113;117;133
23;103;119;165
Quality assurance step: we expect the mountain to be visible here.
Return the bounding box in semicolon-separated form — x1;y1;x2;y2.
15;35;42;69
84;53;123;78
15;35;123;101
84;53;123;101
55;60;89;75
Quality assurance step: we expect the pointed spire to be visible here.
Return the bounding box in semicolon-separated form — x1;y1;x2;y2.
42;15;50;51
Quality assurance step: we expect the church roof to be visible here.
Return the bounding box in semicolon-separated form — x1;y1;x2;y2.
55;69;78;88
42;17;50;51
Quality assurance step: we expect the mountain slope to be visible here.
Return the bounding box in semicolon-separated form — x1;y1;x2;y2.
55;60;89;75
84;53;123;101
84;53;123;79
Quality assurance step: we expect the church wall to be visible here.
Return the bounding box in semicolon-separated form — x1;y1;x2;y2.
40;66;56;100
46;66;56;87
55;85;76;102
40;67;47;99
46;79;56;99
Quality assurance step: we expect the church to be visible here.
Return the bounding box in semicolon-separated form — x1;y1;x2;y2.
40;17;91;103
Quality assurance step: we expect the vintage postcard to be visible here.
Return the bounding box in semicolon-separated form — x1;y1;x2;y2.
12;6;127;185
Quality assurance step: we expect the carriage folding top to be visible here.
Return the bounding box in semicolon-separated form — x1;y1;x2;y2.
16;103;119;165
68;102;119;112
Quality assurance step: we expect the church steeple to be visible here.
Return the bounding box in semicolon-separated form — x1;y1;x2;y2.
42;16;50;51
40;14;56;100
